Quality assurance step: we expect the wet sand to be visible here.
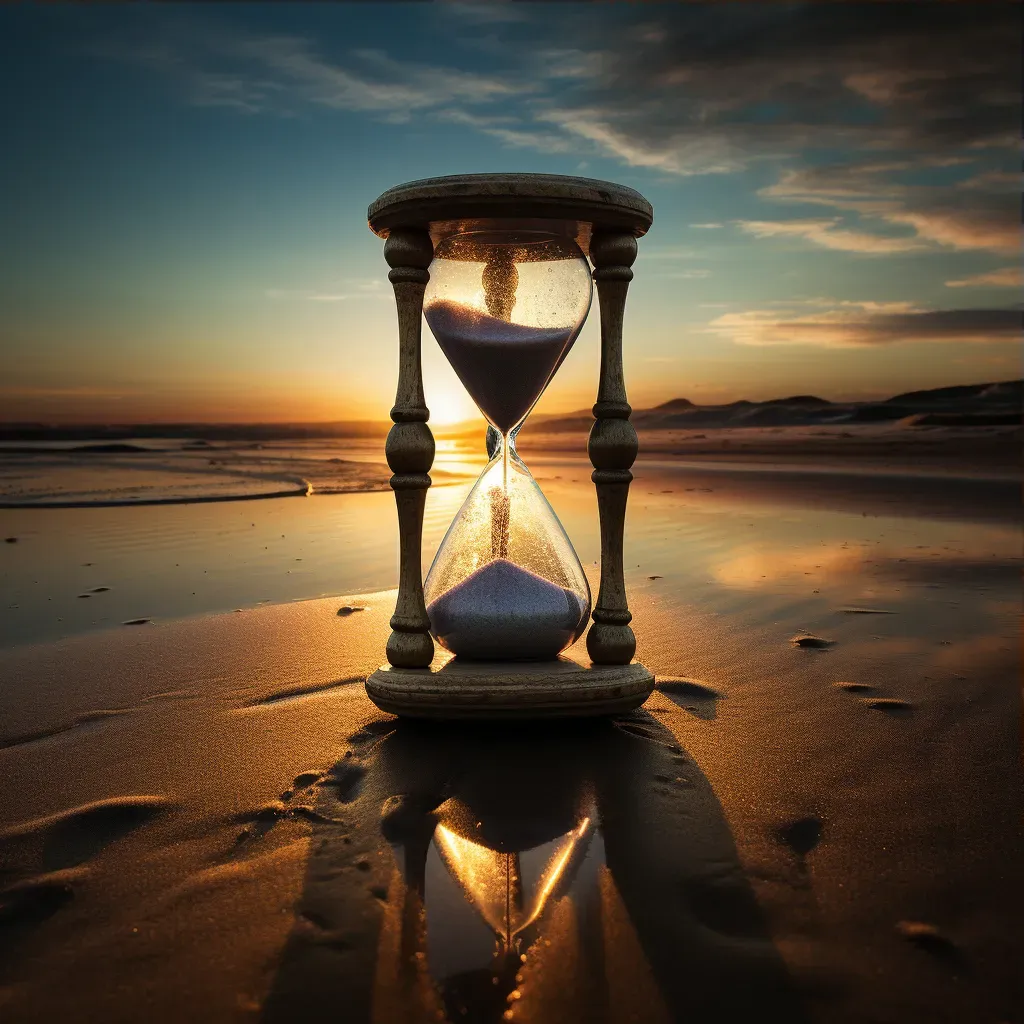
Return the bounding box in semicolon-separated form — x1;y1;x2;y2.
0;461;1019;1022
0;441;400;507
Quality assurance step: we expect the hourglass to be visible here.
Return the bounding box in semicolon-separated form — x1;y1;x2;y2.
365;174;654;718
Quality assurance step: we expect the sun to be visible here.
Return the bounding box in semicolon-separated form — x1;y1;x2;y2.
423;379;477;426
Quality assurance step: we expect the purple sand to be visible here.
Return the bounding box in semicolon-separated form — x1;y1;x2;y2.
424;300;573;434
427;558;588;661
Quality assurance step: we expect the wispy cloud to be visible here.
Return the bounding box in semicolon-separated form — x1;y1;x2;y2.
881;204;1020;255
708;302;1021;347
110;6;1020;190
690;223;723;229
435;109;575;154
736;218;923;254
537;107;755;176
755;161;1020;255
123;32;525;120
945;267;1023;289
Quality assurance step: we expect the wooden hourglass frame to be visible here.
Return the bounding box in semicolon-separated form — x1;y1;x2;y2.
365;174;655;719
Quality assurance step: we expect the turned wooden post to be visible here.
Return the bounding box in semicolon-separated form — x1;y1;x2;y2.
383;227;435;668
587;230;639;665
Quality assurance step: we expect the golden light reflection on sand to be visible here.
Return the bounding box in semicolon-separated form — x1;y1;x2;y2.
713;542;865;589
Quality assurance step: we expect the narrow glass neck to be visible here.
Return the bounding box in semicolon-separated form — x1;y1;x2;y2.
485;423;519;462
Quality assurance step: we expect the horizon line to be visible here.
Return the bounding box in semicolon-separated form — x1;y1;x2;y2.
0;377;1017;430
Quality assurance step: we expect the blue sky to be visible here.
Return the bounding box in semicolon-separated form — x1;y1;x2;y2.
0;3;1019;423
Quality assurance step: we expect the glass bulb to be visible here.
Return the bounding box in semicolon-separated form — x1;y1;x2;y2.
423;229;593;662
423;231;592;435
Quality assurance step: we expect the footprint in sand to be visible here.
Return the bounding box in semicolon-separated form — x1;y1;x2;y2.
0;795;170;873
346;719;396;748
776;816;823;857
324;761;366;804
791;635;834;649
0;796;170;944
657;679;722;721
897;921;966;970
0;873;77;938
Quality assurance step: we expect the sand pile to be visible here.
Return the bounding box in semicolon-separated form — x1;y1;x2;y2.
424;300;572;433
426;558;586;660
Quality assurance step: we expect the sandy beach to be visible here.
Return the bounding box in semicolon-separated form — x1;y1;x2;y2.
2;2;1020;1019
0;445;1019;1023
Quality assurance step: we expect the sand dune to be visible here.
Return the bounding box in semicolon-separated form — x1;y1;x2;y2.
531;378;1023;434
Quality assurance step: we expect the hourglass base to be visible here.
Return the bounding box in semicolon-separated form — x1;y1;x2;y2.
365;659;654;720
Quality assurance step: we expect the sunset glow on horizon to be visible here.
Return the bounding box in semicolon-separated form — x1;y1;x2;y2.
0;4;1019;425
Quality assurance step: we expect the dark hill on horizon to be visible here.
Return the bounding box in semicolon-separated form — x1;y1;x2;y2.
0;380;1019;443
523;379;1022;435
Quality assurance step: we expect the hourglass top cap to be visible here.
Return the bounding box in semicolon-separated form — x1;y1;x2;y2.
368;173;652;253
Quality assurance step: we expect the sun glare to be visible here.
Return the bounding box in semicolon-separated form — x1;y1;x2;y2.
424;380;477;426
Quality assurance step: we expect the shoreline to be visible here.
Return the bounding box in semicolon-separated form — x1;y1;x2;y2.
0;449;1017;510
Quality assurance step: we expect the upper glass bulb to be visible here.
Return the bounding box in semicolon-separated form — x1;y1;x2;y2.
423;230;592;435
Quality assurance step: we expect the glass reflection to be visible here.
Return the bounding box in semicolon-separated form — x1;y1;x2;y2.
355;719;809;1024
430;804;593;961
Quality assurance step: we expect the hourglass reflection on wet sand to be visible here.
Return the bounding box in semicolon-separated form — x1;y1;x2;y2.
260;718;808;1024
365;174;656;718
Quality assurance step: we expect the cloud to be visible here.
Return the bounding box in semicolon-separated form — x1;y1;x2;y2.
113;6;1020;189
754;159;1020;255
536;107;756;176
124;32;524;119
435;109;575;154
736;218;923;254
945;267;1023;289
881;203;1020;255
690;223;723;229
513;5;1020;175
708;302;1021;347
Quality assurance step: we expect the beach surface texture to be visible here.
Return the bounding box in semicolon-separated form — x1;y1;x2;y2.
0;455;1019;1023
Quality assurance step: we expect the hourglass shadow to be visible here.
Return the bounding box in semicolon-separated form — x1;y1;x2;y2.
261;713;806;1024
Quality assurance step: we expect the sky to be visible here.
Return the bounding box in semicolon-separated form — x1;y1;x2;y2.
0;2;1020;425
